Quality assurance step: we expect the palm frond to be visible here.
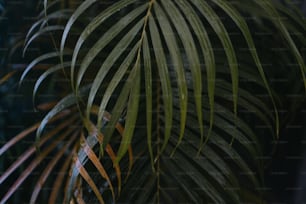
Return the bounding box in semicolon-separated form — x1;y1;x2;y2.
1;0;305;203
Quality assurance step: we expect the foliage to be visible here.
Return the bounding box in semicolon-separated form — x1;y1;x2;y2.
0;0;305;203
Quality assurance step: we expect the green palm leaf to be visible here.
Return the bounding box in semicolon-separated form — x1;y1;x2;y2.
2;0;305;203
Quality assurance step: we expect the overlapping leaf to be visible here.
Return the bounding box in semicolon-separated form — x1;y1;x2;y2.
2;0;305;203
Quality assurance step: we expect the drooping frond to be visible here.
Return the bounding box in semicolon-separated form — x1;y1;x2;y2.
1;0;305;203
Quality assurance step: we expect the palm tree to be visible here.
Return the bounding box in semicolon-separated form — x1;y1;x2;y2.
1;0;305;203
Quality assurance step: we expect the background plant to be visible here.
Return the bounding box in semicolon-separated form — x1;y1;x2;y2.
0;0;305;203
